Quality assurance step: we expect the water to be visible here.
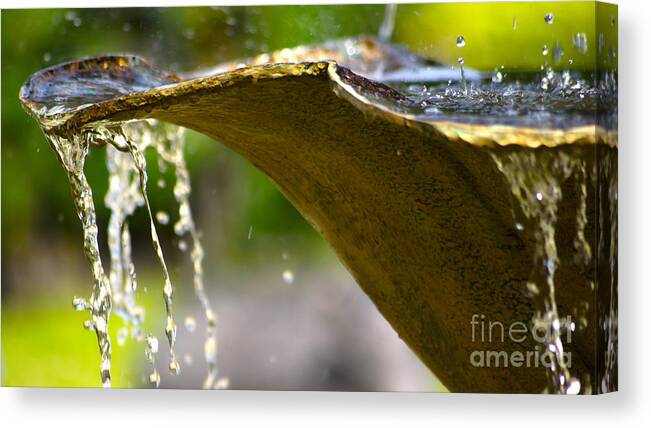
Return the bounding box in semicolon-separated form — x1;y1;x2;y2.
52;129;112;387
28;76;223;387
492;149;589;394
572;33;589;54
544;13;555;25
456;35;468;95
387;69;616;130
378;4;397;42
282;270;295;285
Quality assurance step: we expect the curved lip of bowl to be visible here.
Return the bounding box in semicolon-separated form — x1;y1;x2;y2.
19;52;617;149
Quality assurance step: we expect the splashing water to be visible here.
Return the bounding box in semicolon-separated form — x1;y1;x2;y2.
42;118;223;388
455;35;468;95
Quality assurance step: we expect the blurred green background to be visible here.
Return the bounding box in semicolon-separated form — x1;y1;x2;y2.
1;3;616;389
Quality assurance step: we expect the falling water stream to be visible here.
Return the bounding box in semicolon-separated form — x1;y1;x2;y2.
42;117;224;388
492;149;589;394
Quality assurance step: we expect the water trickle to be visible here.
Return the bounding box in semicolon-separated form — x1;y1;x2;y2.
145;334;160;387
378;4;398;42
160;124;224;388
491;149;596;394
44;130;113;387
37;117;223;388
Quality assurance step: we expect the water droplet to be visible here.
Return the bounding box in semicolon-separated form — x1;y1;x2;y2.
611;15;615;27
156;211;169;225
513;16;517;30
169;359;180;375
146;336;159;354
566;378;581;394
542;45;549;56
178;240;188;251
552;43;565;65
184;316;196;333
95;317;107;333
552;319;560;331
457;57;465;65
544;13;554;25
214;377;230;389
157;178;166;188
282;269;295;284
43;52;52;62
205;337;217;364
247;225;253;240
456;35;465;48
72;296;87;311
536;192;544;201
526;282;540;296
117;327;128;346
148;371;160;387
64;11;82;28
572;33;588;54
599;33;605;53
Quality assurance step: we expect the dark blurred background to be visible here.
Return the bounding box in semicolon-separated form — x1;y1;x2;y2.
1;3;610;389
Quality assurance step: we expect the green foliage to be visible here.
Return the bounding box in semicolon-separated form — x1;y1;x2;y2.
2;291;136;387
